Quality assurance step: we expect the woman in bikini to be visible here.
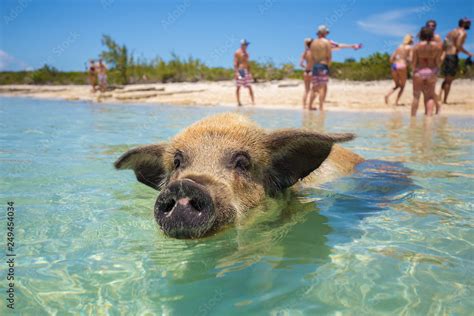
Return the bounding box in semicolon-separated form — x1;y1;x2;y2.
411;27;443;116
385;34;413;105
300;38;313;109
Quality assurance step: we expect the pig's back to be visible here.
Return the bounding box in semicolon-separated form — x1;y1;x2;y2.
299;145;364;187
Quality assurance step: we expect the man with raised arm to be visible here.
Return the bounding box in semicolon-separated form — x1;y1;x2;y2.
308;25;332;111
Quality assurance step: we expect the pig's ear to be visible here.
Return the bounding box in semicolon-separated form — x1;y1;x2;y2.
264;129;355;195
114;144;167;190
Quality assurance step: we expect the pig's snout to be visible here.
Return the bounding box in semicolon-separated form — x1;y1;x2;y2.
154;179;216;239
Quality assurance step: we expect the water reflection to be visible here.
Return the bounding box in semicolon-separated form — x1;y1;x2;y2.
383;115;460;164
120;193;332;276
112;193;332;315
301;111;326;132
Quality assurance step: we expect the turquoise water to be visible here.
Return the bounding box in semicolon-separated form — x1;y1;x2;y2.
1;97;473;315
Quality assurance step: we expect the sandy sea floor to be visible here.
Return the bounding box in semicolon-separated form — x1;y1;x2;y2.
0;79;473;114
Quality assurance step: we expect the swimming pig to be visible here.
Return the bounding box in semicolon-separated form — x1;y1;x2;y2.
114;113;363;239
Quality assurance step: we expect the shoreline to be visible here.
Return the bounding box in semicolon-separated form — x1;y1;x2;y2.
1;79;473;115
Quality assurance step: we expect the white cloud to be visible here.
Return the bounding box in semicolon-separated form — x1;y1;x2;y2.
357;7;423;37
0;50;30;71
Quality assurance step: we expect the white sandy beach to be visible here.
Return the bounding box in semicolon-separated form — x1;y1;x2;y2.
1;79;473;114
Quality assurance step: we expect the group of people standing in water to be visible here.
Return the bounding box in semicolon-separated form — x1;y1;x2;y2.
234;17;471;117
385;18;472;116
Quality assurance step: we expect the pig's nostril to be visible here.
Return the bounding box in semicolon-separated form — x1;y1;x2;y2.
190;199;205;212
161;199;176;213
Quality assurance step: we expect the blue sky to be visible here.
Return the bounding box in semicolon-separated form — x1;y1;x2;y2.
1;0;473;71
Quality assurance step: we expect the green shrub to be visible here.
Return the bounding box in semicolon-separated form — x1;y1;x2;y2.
100;35;129;85
1;52;472;85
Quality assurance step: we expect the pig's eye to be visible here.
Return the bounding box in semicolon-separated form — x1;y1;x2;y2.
173;152;183;169
231;152;251;172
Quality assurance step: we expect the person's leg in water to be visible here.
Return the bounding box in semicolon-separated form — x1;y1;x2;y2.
425;75;438;116
319;65;330;110
385;67;401;104
319;84;327;111
439;55;458;104
440;76;454;104
435;93;441;114
247;86;255;105
302;72;311;108
438;83;443;101
395;68;408;105
236;86;242;106
422;80;429;115
411;74;422;116
425;98;436;116
308;84;319;111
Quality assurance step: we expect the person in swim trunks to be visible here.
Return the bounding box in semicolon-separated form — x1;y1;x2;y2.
312;63;330;86
439;18;472;104
300;37;359;110
385;34;413;105
411;27;443;116
308;25;332;111
300;38;313;108
234;39;255;106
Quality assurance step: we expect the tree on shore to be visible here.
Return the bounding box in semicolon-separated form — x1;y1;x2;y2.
100;35;130;85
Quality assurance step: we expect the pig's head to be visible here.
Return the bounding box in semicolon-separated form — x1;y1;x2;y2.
114;113;354;239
